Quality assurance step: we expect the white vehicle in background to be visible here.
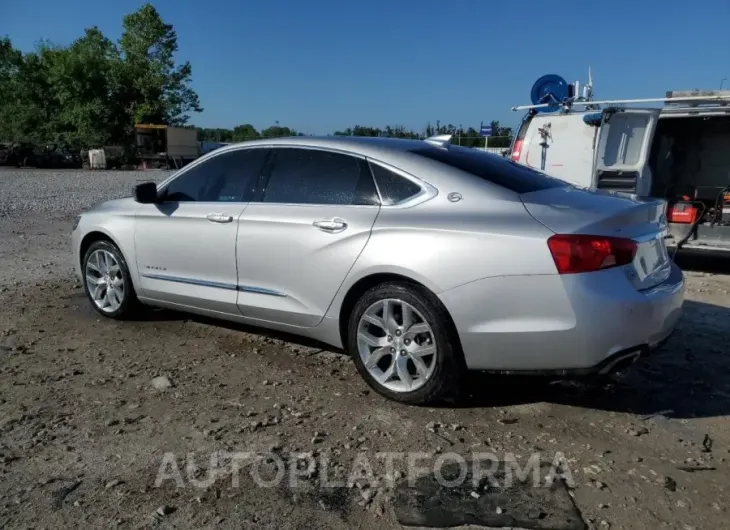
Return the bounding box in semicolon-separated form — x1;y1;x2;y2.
135;124;200;169
507;73;730;254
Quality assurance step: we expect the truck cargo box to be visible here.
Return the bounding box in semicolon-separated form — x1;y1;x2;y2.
166;127;200;159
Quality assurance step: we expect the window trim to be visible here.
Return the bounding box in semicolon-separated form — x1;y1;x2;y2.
256;145;381;208
366;158;437;208
155;146;271;204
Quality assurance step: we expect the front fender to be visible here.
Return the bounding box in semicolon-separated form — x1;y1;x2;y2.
74;215;140;292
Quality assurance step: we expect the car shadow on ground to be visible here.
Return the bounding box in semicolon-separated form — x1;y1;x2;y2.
119;266;730;421
144;308;341;353
459;298;730;420
674;249;730;273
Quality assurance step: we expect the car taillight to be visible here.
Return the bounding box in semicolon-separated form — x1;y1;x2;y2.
547;234;637;274
510;139;523;161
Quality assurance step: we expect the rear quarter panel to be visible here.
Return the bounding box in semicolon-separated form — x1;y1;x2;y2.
325;191;558;318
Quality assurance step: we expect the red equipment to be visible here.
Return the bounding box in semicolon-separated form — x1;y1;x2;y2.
667;201;700;224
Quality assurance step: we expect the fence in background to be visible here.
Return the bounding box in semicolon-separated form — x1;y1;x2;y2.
481;147;509;155
452;135;512;145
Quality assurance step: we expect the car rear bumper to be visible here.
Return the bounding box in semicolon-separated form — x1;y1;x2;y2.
438;263;684;372
505;330;677;377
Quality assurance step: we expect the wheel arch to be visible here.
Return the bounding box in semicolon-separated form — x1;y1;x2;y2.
79;231;111;266
79;230;125;267
78;229;139;291
337;272;462;354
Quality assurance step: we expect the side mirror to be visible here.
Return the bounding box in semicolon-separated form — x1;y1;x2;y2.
133;182;159;204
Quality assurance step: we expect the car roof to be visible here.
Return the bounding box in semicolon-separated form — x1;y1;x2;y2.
213;135;428;161
178;135;515;200
160;134;563;200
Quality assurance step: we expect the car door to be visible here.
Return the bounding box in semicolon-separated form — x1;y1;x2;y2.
236;147;381;327
592;108;661;196
134;147;269;314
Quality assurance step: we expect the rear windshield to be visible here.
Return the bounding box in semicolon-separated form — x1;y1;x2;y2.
408;145;568;194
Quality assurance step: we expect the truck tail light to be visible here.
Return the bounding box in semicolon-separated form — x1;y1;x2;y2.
510;139;523;162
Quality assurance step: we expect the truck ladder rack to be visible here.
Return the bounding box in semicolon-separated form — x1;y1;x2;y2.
512;94;730;112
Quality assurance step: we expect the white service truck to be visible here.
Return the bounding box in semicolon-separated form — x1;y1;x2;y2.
508;76;730;253
135;124;200;169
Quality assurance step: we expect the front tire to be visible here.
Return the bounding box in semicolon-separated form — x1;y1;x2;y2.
82;240;139;319
347;282;465;405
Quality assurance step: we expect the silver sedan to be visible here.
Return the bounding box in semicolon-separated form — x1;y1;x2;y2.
71;135;685;404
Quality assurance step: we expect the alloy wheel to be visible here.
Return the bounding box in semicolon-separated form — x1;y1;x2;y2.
85;249;125;313
356;298;437;393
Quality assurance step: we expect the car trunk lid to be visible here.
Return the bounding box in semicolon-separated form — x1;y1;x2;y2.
521;186;671;290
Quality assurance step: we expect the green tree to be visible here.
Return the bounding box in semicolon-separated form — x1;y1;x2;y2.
118;3;202;128
460;127;480;148
0;4;202;147
11;43;59;144
0;37;25;141
197;128;234;142
232;123;259;141
261;123;299;138
487;120;513;148
43;28;124;147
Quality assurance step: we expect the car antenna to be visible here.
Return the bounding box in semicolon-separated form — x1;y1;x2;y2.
423;134;453;148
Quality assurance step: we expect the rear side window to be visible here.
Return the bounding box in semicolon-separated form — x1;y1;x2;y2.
408;145;567;194
369;163;422;205
261;148;379;205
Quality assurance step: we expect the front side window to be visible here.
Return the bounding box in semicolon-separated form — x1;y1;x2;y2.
161;148;268;202
261;148;379;205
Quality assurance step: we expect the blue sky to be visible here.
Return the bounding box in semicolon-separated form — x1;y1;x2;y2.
3;0;729;134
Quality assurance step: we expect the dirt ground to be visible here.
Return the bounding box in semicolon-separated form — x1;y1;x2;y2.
2;171;730;529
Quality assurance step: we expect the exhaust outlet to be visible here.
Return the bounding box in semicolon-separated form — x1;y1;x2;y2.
599;350;642;375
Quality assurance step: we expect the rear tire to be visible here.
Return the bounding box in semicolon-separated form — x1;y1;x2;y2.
347;281;465;405
82;240;140;320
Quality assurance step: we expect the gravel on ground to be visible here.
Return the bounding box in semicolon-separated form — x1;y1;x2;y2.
1;168;730;529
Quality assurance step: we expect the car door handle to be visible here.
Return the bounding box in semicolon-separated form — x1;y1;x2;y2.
206;213;233;223
312;217;348;233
